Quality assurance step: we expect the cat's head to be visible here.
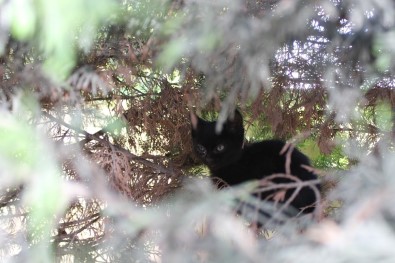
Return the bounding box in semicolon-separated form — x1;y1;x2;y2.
191;110;244;170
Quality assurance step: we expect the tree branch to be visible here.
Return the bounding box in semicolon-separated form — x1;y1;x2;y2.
42;111;178;176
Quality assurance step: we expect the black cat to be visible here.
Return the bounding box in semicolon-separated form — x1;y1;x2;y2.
191;110;320;223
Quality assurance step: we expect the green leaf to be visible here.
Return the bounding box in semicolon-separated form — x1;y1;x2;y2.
197;31;221;51
157;37;189;70
375;102;392;132
0;109;68;262
10;0;36;40
0;115;39;182
299;139;321;160
8;0;120;80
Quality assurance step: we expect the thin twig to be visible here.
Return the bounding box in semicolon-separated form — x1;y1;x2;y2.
42;111;177;176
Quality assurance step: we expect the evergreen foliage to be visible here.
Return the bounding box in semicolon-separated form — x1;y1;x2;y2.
0;0;395;262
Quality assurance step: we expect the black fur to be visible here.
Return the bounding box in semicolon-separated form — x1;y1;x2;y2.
191;110;320;217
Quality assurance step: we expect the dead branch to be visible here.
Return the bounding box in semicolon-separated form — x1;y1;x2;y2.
42;111;178;177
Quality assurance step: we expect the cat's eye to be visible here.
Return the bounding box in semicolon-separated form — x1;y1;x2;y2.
195;144;207;156
214;144;225;153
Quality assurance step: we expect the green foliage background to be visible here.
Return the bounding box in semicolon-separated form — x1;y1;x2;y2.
1;0;395;262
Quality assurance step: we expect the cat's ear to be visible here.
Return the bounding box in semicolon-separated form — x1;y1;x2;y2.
225;109;244;133
233;109;243;124
190;112;199;131
226;109;243;131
